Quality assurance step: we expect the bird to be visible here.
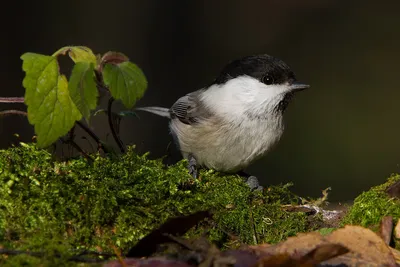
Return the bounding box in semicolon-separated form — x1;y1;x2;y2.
136;54;309;189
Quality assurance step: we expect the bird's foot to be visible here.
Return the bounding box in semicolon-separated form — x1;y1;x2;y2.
188;154;198;179
237;171;263;191
245;176;264;192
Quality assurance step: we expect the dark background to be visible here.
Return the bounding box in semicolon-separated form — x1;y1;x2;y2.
1;0;400;202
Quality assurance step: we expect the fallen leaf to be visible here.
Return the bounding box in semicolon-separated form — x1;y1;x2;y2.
390;247;400;263
103;258;192;267
253;244;348;267
325;225;396;266
395;219;400;239
299;243;349;265
126;211;212;258
379;216;393;245
248;225;397;267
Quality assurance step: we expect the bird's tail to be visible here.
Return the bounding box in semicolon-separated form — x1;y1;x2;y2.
135;106;171;119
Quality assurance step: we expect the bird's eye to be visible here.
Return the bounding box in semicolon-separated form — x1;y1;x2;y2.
262;75;274;85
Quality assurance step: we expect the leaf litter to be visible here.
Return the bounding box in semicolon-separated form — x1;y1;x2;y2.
105;213;400;267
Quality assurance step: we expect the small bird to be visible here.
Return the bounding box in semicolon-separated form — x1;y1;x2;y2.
137;54;309;189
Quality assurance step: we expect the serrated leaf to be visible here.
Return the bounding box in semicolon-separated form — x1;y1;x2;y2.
21;53;82;147
21;53;55;107
102;62;147;108
53;46;97;64
69;62;98;122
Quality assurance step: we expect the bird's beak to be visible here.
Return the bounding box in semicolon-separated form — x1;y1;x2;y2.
289;82;310;91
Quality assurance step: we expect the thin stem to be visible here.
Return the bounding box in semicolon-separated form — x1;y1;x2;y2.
68;125;76;140
0;110;27;117
0;97;25;103
66;126;77;158
108;97;125;153
75;121;110;154
61;137;94;162
248;196;258;245
81;136;95;153
68;140;94;162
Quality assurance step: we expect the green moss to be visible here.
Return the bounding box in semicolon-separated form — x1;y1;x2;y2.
341;174;400;227
340;175;400;249
0;143;314;266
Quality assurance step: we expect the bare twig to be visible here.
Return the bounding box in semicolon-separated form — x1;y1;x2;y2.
63;139;94;162
0;105;108;157
108;97;125;153
75;121;110;154
94;70;109;94
82;136;95;152
68;125;76;140
110;244;127;267
248;196;258;245
0;110;27;117
0;97;25;103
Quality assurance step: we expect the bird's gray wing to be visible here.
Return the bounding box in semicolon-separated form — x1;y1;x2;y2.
170;90;209;125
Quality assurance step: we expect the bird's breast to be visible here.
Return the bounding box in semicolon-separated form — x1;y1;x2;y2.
170;114;284;172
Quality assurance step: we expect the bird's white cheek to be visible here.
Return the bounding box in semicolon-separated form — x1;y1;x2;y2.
201;76;290;118
248;84;287;111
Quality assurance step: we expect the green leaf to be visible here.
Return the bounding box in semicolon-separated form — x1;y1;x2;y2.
53;46;97;64
21;53;82;147
68;62;98;122
102;62;147;108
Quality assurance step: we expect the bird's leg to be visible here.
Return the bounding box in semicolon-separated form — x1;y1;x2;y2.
188;154;198;179
237;170;263;192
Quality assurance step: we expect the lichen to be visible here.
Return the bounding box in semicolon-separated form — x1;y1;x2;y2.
0;143;315;266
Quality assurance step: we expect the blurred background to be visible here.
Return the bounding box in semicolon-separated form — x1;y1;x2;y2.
1;0;400;202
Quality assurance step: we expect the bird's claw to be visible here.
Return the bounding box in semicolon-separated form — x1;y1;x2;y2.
245;176;264;192
188;154;198;179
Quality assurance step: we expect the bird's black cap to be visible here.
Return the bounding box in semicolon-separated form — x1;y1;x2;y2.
213;54;297;86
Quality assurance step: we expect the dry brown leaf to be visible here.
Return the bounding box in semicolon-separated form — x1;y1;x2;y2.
300;243;349;264
253;244;348;267
379;216;393;245
253;253;297;267
325;225;396;266
390;247;400;263
395;219;400;239
248;225;397;267
249;231;326;258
